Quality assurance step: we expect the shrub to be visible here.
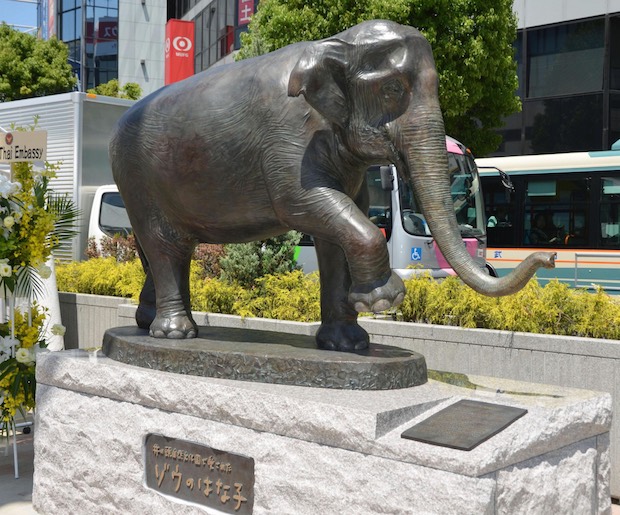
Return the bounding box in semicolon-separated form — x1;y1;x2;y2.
56;257;620;339
56;260;320;321
193;243;226;279
234;271;321;322
219;231;302;288
400;275;620;340
86;234;138;262
56;257;144;299
189;261;247;314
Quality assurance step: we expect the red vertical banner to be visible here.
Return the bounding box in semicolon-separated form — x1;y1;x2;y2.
238;0;255;26
165;19;195;85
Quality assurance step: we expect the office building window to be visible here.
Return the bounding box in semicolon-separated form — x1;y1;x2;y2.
611;94;620;146
193;0;235;72
524;94;603;153
527;18;605;98
493;15;617;156
527;19;605;98
611;16;620;91
58;0;118;90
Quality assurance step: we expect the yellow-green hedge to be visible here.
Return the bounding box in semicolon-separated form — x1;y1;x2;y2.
56;258;321;322
400;275;620;340
56;259;620;340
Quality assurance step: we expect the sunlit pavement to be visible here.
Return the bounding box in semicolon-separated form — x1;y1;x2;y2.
0;428;37;514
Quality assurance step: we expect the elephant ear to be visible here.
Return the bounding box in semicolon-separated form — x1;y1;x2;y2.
288;39;351;128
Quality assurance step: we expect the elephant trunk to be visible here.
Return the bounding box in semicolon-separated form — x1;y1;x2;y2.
390;92;555;297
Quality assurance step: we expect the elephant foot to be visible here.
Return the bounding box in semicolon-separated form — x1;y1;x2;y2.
136;303;156;330
349;272;405;313
149;313;198;339
316;321;370;352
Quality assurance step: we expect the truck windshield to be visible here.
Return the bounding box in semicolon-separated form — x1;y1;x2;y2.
399;151;485;238
99;192;132;237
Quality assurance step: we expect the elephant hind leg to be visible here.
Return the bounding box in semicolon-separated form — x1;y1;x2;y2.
135;227;198;339
135;243;156;330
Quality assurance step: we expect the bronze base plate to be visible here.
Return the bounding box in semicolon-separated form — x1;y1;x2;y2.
401;399;528;450
102;326;427;390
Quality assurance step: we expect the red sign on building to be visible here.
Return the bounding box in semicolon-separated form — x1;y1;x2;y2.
238;0;255;26
165;19;195;85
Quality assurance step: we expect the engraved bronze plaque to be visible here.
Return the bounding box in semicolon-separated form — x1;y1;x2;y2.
401;399;527;451
144;434;254;513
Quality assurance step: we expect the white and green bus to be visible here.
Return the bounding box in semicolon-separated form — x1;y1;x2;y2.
477;142;620;292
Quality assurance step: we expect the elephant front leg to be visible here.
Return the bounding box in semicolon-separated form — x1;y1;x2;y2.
307;191;405;351
330;193;406;314
314;237;370;352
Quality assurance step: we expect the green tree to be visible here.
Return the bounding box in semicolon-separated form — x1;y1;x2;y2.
238;0;520;156
87;79;142;100
0;23;77;102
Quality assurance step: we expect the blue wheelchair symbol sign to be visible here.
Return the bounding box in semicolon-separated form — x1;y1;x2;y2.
411;247;422;261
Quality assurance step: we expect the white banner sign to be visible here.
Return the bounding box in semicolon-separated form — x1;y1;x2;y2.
0;130;47;163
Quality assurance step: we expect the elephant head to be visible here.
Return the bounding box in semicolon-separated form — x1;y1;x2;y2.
289;20;554;297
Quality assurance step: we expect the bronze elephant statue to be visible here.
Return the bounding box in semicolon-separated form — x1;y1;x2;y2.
110;20;554;352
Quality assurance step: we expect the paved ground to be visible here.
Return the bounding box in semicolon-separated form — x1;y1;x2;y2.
1;425;619;514
0;428;37;514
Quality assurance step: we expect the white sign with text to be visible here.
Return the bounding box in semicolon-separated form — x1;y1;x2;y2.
0;130;47;163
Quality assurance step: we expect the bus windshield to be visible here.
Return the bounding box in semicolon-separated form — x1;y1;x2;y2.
398;151;485;238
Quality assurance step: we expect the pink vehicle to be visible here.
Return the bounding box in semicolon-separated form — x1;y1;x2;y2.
296;136;492;278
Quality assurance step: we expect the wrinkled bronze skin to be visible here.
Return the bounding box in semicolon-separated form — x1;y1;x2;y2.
110;20;554;352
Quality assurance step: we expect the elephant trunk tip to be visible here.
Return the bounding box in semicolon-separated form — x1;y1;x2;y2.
479;251;557;298
534;251;557;269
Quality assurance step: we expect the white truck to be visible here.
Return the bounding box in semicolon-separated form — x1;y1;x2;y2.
0;92;135;262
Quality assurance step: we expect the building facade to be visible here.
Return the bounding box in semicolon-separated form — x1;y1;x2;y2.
171;0;255;72
499;0;620;155
39;0;166;96
37;0;620;154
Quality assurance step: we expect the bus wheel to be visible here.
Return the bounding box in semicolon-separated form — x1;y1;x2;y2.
485;263;498;277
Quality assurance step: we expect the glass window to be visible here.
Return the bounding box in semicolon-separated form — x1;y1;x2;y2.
611;94;620;149
524;177;590;247
99;192;131;236
59;0;118;90
193;0;235;72
610;16;620;91
61;0;77;11
524;94;603;153
399;153;483;238
366;167;392;239
600;176;620;248
482;176;517;246
61;10;76;41
515;31;524;100
527;18;605;98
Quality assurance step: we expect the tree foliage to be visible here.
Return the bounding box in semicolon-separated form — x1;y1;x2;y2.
0;24;77;102
238;0;520;156
87;79;142;100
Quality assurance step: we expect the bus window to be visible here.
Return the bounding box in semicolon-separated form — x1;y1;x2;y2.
483;177;517;246
398;182;430;236
523;177;589;247
600;177;620;247
398;151;484;238
366;166;393;239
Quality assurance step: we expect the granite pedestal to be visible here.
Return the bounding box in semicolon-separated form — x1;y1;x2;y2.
32;341;612;514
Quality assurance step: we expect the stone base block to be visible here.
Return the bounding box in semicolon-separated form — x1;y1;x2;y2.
33;350;612;514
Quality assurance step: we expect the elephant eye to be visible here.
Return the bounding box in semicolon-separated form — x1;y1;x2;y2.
381;79;404;99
